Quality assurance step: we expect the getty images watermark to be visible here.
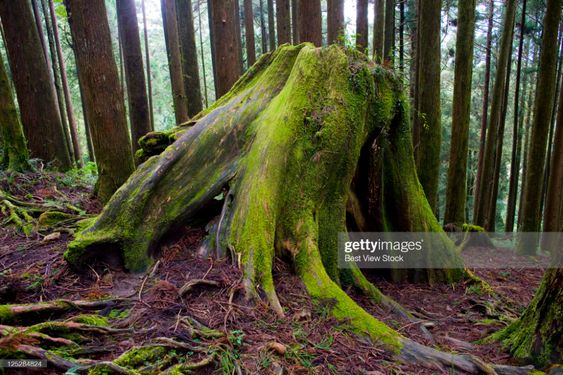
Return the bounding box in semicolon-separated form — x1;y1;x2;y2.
338;232;562;269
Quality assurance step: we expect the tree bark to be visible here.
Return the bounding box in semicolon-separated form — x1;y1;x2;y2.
505;0;527;232
474;0;516;230
373;0;384;59
473;0;494;220
542;77;563;236
267;0;275;50
398;0;404;71
244;0;257;66
176;0;203;117
383;0;394;63
276;0;291;45
326;0;344;45
116;0;152;153
161;0;189;124
356;0;368;51
0;0;72;169
141;0;154;130
296;0;321;46
518;0;562;253
65;0;134;203
413;0;441;214
0;50;31;172
209;0;243;98
444;0;475;226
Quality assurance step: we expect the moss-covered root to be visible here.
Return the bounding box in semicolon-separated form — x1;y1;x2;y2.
488;268;562;367
0;299;120;324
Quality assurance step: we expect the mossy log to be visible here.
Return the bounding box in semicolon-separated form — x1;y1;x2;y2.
64;44;535;372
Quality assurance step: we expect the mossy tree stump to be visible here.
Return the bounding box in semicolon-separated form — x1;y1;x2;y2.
63;44;527;372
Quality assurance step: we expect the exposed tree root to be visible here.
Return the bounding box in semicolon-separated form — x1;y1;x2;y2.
0;299;124;324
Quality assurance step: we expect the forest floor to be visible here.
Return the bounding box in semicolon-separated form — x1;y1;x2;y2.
0;171;548;374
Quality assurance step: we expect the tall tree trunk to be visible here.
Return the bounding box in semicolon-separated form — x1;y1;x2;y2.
276;0;291;45
0;51;31;172
210;0;243;98
540;35;563;226
398;0;404;71
291;0;298;44
444;0;475;226
356;0;368;51
45;0;83;167
161;0;189;124
197;0;209;106
488;47;513;231
176;0;203;117
65;0;134;203
474;0;517;230
473;0;494;220
518;0;562;253
259;0;268;53
116;0;152;153
244;0;257;66
413;0;441;214
267;0;275;50
296;0;321;46
0;0;72;169
36;0;75;165
505;1;527;232
384;0;394;63
327;0;344;45
141;0;154;130
543;77;563;233
373;0;384;59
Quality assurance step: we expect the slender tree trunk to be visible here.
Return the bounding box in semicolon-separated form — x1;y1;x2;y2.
296;0;322;46
259;0;268;53
176;0;203;117
473;0;494;220
518;0;562;253
413;0;441;214
210;0;243;98
65;0;134;203
0;0;72;169
444;0;475;226
116;0;152;153
543;77;563;233
327;0;344;45
46;0;83;167
291;0;298;44
398;0;404;72
161;0;189;123
540;35;563;225
373;0;384;59
507;38;531;231
384;0;394;63
276;0;291;45
0;51;31;172
474;0;517;230
488;47;513;231
197;0;209;107
141;0;154;130
244;0;257;66
36;0;75;165
356;0;368;51
267;0;275;50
